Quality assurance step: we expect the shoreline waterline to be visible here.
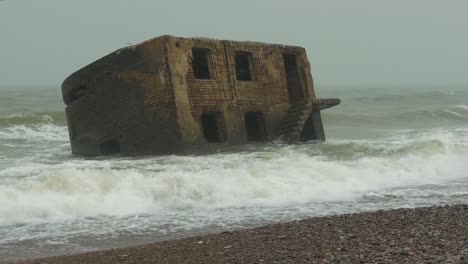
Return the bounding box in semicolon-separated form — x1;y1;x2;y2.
1;85;467;260
4;205;467;263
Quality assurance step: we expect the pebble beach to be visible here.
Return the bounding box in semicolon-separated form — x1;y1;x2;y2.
7;205;467;264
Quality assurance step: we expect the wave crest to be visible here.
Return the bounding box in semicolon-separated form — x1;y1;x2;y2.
0;123;68;142
1;129;467;226
0;112;68;142
0;112;65;126
323;105;468;126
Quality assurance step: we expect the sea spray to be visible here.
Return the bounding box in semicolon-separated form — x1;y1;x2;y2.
1;85;467;259
1;128;467;227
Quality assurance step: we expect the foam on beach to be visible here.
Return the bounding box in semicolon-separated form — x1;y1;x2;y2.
1;86;467;260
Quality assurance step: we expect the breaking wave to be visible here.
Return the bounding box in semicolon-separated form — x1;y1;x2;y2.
1;128;467;227
0;123;68;142
0;112;65;126
0;112;68;142
323;104;468;126
1;86;468;258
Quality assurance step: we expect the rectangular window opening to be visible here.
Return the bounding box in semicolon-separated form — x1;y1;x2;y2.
235;51;253;81
283;54;304;104
201;112;226;143
244;112;267;142
192;48;212;79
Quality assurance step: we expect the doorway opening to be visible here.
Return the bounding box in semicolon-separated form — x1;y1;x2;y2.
192;48;212;79
283;54;304;104
201;112;226;143
100;139;120;155
244;112;267;142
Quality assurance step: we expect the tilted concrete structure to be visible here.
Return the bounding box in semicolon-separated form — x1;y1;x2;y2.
62;35;339;156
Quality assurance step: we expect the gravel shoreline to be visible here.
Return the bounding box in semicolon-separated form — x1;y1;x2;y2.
7;205;467;264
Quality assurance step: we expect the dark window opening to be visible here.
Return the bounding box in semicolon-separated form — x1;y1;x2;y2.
244;112;267;142
201;112;226;143
100;139;120;155
283;54;304;104
235;51;253;81
192;48;212;79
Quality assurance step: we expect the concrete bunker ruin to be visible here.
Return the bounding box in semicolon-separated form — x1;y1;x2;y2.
61;35;340;156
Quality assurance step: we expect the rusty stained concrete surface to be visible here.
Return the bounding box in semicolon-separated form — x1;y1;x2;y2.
61;35;338;156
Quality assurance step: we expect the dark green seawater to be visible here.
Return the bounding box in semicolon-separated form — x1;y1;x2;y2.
0;85;467;260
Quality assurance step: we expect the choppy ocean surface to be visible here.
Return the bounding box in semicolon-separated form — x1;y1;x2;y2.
0;85;467;260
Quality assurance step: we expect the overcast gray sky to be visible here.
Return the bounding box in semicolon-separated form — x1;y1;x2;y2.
0;0;467;87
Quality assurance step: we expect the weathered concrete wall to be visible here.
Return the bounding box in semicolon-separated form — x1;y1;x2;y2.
164;36;316;146
163;36;204;147
62;36;181;155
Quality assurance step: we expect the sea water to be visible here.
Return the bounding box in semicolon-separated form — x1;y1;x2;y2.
0;85;467;260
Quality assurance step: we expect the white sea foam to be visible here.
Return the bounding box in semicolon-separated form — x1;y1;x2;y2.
1;88;468;259
440;105;468;119
0;130;467;227
0;113;56;124
455;104;468;111
443;110;468;118
0;123;68;141
0;113;28;119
